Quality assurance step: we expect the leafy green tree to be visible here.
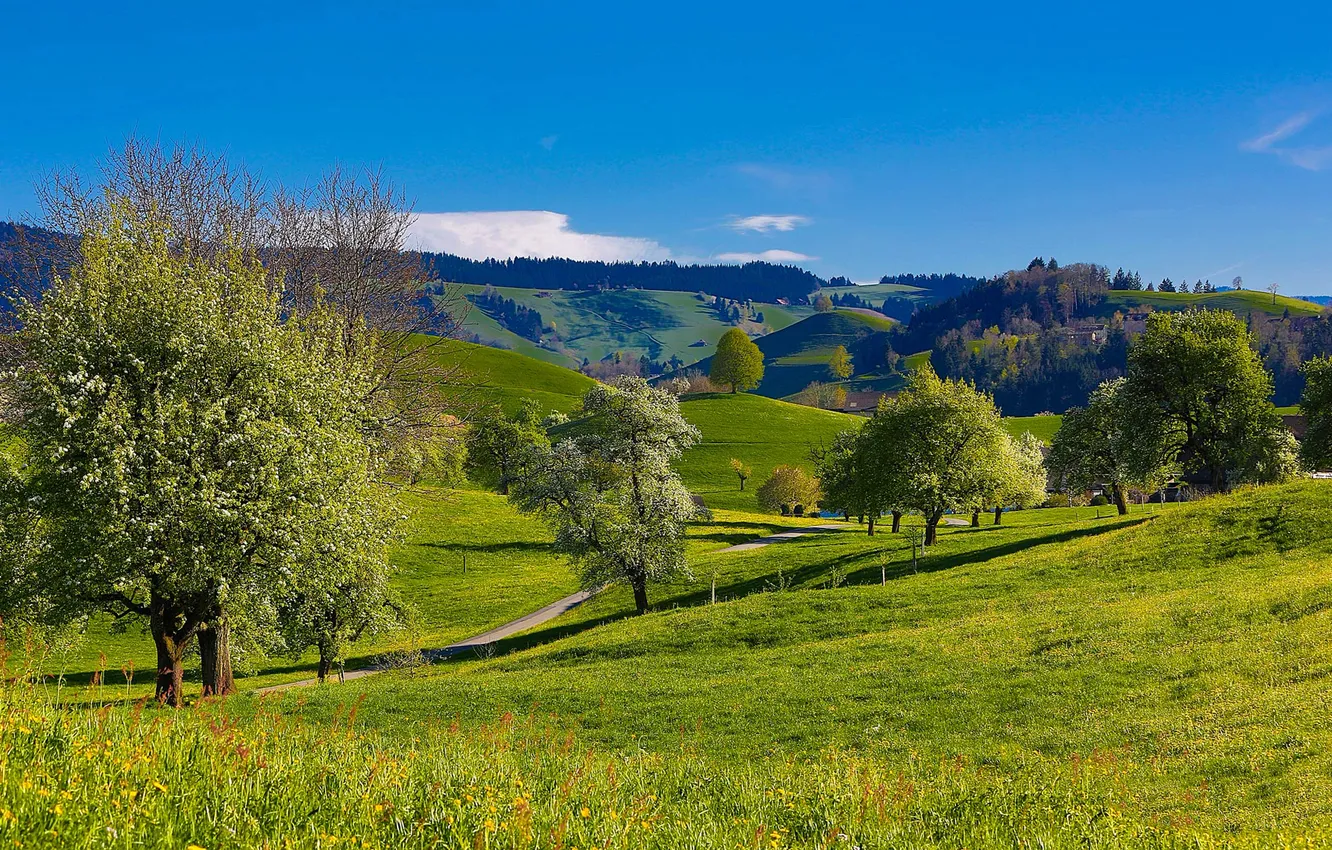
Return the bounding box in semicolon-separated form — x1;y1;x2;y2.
813;292;834;313
861;367;1012;545
756;465;822;516
466;399;549;495
828;345;853;380
1122;309;1291;492
1047;378;1169;515
5;208;396;705
1300;356;1332;471
510;377;701;614
812;430;895;533
729;457;752;491
709;328;764;393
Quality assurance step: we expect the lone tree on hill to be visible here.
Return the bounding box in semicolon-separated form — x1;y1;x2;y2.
1121;309;1296;492
1299;356;1332;471
756;465;822;516
813;292;834;312
2;208;398;706
510;377;702;615
710;328;764;393
1048;378;1170;515
861;367;1013;545
828;345;853;380
729;458;752;491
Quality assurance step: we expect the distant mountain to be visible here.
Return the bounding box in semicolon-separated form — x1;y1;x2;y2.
1296;295;1332;306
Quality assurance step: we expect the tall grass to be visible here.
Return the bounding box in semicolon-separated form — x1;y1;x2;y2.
2;673;1329;849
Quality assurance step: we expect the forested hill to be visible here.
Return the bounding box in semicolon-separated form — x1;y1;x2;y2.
424;252;827;303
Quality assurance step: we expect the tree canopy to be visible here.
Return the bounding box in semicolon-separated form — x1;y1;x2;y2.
1121;309;1294;491
2;207;399;705
1300;356;1332;471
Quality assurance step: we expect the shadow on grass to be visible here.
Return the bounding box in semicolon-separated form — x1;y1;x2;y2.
416;540;552;555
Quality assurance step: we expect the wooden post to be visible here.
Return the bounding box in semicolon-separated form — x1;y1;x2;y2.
711;575;716;605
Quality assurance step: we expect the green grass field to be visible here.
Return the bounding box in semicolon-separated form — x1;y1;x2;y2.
1101;288;1322;318
429;336;596;416
1004;413;1063;443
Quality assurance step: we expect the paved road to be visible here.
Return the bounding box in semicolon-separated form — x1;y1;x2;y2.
253;588;599;694
717;522;847;552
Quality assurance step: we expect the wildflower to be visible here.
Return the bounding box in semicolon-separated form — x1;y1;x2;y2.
152;781;168;793
580;807;590;818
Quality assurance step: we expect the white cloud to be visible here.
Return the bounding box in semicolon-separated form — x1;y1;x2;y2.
715;249;817;263
726;214;811;233
1242;111;1332;171
408;211;674;262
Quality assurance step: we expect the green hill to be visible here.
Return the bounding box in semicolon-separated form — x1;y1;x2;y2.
676;392;859;511
454;284;812;369
428;336;596;415
683;309;896;399
1101;288;1322;318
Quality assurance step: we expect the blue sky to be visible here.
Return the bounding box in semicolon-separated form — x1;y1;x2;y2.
2;1;1330;291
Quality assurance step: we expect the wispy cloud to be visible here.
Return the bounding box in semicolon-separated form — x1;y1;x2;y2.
726;214;811;234
715;249;817;263
539;134;560;150
735;163;835;194
409;211;673;262
1242;111;1332;171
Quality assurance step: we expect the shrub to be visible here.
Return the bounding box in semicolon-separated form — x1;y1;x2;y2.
1090;494;1109;507
756;466;821;515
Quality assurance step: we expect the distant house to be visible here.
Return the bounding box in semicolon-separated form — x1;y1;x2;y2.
1061;322;1107;344
689;339;708;347
834;391;891;415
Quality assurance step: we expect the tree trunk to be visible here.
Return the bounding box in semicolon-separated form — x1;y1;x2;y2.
867;514;875;536
925;509;943;546
317;655;333;684
198;616;235;698
970;509;980;528
149;596;192;708
1210;464;1227;493
891;511;901;534
631;573;649;615
994;505;1003;525
1111;484;1128;516
730;385;737;394
738;477;745;491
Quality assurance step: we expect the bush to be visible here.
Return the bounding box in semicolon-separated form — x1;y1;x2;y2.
756;465;821;515
1090;494;1109;507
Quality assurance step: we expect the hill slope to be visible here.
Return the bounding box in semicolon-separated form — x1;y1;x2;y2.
682;309;896;399
429;336;596;415
281;480;1332;832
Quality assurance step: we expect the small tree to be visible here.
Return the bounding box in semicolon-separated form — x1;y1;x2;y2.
812;430;893;534
757;466;822;516
991;431;1049;524
1267;281;1280;305
729;458;752;491
813;292;834;313
466;399;549;495
1300;356;1332;471
510;377;701;614
709;328;764;393
828;345;853;380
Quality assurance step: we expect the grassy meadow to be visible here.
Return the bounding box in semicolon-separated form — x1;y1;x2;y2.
10;366;1332;847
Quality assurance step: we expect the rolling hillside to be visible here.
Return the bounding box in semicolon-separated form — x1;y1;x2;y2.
681;309;896;399
271;480;1332;837
1100;288;1322;318
428;336;596;415
453;284;812;368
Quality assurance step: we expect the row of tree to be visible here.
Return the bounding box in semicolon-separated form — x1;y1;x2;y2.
470;285;546;341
